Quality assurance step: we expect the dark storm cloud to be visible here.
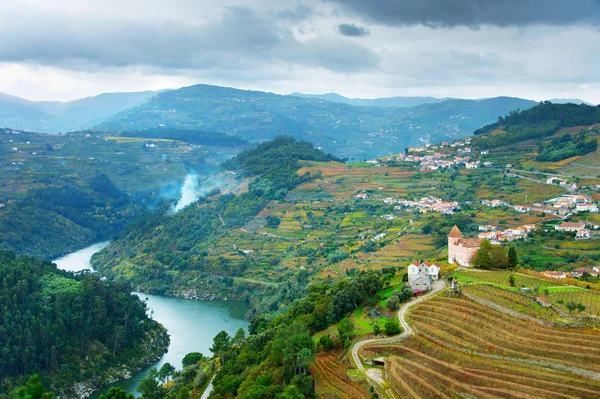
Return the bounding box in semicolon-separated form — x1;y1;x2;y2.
325;0;600;28
0;6;378;74
338;23;370;36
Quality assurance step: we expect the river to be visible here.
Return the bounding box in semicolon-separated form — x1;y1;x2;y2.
53;243;249;398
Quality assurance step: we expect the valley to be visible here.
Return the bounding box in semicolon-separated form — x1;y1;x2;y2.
1;98;600;399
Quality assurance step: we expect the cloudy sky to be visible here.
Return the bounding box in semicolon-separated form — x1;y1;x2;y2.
2;0;600;102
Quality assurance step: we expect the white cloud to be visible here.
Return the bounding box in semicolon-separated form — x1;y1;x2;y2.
1;0;599;103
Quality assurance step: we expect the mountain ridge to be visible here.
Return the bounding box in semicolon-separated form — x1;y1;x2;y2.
97;84;537;158
0;90;160;132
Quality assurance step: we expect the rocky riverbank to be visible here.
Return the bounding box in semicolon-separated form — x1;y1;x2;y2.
63;325;170;399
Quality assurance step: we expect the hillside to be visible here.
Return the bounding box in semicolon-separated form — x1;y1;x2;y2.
289;92;448;108
0;128;240;258
0;251;169;397
97;84;536;159
91;137;340;309
0;91;159;132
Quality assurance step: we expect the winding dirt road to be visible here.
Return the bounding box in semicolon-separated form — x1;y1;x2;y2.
351;280;445;398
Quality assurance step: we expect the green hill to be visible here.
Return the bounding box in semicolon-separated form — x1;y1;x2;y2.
97;84;536;159
472;102;600;162
0;251;169;396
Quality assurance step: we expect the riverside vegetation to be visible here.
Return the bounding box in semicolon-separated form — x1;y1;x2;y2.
0;252;169;398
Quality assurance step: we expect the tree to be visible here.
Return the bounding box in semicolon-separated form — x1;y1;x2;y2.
508;275;515;287
137;369;166;399
373;324;381;335
319;335;335;351
181;352;203;367
508;246;518;269
14;375;56;399
296;348;315;374
385;319;402;335
337;318;355;344
472;240;493;268
158;362;176;383
577;303;586;312
99;387;134;399
386;296;400;311
233;328;246;346
566;302;577;313
210;331;232;363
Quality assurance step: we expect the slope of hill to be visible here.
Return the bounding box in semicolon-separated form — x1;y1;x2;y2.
97;84;536;159
472;102;600;155
0;251;169;397
289;92;448;108
0;91;159;132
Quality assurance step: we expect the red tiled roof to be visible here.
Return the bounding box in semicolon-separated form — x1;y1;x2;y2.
457;238;483;248
448;225;463;237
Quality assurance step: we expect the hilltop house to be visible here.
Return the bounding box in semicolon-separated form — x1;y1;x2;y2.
448;225;482;267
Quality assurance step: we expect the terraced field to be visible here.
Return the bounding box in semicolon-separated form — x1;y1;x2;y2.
311;353;370;399
362;294;600;398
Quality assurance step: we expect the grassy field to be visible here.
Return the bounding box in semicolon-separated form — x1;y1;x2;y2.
358;294;600;398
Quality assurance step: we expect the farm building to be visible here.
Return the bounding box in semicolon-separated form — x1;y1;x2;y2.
408;273;430;292
536;296;552;308
408;260;440;281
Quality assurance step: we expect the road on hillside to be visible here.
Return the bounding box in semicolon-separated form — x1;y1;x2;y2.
350;279;445;398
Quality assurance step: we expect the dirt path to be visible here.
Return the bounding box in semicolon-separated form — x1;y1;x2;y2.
350;280;445;398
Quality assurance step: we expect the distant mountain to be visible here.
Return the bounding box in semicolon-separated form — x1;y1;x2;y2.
0;90;160;132
98;84;537;158
289;92;448;108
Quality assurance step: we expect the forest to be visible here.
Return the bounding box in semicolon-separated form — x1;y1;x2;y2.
535;131;598;161
473;102;600;149
0;173;143;259
0;252;169;397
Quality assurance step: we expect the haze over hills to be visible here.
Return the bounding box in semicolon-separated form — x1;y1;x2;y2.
0;90;160;132
289;92;449;108
97;84;537;158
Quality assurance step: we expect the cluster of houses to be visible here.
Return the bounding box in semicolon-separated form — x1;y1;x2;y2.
407;260;441;292
390;151;492;172
546;177;578;192
545;194;597;215
477;223;536;243
384;196;460;215
480;193;599;219
544;267;599;279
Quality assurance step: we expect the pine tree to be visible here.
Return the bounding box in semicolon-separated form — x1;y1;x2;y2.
508;246;518;269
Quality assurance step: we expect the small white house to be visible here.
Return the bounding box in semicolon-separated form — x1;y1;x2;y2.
576;203;598;213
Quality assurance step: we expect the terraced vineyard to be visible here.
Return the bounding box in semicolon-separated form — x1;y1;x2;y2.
362;294;600;398
311;353;369;399
462;284;562;321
